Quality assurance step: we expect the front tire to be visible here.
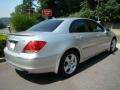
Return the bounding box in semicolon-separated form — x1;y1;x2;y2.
109;38;116;53
58;50;79;78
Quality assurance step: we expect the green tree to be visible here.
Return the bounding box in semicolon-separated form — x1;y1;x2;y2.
94;0;120;22
15;0;32;13
38;0;83;17
39;0;69;17
105;0;120;22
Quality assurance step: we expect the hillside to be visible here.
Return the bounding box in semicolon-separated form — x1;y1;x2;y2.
0;17;10;26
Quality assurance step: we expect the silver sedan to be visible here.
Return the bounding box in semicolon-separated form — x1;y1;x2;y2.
4;18;117;77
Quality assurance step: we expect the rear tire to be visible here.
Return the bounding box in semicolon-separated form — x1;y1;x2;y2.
58;50;79;78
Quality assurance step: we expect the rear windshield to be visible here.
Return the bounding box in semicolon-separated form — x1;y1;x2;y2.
27;20;63;32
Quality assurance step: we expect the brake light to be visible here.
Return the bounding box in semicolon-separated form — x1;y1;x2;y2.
23;41;47;53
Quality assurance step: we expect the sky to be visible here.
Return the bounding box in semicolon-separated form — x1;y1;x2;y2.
0;0;22;18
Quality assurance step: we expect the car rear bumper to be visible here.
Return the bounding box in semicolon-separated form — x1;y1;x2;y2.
4;48;60;74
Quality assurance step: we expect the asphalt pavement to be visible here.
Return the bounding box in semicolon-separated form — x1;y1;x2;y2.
0;49;120;90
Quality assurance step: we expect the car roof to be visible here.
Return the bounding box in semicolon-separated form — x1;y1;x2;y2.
51;17;103;33
52;17;96;22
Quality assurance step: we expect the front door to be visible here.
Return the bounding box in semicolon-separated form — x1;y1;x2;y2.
87;20;110;53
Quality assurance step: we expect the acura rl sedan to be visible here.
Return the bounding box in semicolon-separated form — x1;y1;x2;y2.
4;18;117;77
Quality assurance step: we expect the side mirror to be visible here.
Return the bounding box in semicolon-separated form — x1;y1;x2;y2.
106;28;110;32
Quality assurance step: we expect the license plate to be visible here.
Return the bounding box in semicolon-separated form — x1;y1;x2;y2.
9;42;15;50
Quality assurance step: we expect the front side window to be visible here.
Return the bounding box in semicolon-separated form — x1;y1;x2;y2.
88;20;104;32
27;20;63;32
70;20;89;33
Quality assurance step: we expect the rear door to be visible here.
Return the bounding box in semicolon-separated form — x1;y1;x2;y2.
70;19;99;61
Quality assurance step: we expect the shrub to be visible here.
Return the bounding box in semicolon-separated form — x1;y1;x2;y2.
11;13;39;32
0;34;7;57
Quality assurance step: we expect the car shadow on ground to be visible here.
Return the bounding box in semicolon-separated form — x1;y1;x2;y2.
16;49;118;85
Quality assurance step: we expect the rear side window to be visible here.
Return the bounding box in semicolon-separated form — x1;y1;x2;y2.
70;20;89;33
27;20;63;32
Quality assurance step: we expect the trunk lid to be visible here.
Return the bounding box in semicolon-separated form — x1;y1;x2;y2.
7;31;44;53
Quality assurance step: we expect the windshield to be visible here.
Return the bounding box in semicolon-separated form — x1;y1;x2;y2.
27;20;63;32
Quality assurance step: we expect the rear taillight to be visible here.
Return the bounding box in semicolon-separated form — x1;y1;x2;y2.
23;41;47;53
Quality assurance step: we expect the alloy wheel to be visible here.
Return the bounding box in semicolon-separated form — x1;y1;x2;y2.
111;39;116;52
64;54;77;74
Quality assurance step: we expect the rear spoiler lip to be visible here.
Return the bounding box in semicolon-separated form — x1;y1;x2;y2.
9;33;34;36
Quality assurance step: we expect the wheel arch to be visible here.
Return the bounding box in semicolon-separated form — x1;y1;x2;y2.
55;47;81;74
113;36;117;42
